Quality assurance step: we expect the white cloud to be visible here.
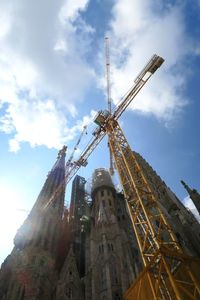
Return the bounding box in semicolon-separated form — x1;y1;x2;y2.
0;0;95;151
0;96;96;152
1;0;199;151
183;195;200;223
105;0;199;122
59;0;89;22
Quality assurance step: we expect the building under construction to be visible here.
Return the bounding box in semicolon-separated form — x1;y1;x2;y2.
0;54;200;299
0;146;199;300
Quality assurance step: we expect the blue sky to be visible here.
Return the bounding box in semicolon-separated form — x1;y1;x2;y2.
0;0;200;265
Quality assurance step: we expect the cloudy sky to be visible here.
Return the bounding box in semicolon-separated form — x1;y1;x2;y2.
0;0;200;264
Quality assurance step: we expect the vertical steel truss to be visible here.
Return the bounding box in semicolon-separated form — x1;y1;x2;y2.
107;119;200;300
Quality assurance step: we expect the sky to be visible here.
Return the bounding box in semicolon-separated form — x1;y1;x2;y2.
0;0;200;265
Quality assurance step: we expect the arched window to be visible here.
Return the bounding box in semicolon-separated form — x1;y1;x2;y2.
52;199;57;208
101;267;107;289
66;287;72;298
20;286;25;300
114;293;121;300
39;257;45;266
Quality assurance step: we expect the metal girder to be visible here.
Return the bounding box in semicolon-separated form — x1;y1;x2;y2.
106;119;200;300
113;55;164;120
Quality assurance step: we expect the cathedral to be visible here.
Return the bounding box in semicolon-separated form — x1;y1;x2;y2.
0;146;200;300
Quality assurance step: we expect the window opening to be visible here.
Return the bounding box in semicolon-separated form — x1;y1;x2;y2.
114;293;121;300
66;287;72;298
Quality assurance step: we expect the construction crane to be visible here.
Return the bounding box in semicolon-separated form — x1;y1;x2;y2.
45;54;200;299
65;125;87;173
105;37;114;176
64;54;165;184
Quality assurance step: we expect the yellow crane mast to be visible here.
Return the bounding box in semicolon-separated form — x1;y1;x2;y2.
105;119;200;300
44;54;200;299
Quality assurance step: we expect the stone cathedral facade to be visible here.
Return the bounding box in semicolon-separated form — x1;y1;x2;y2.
0;147;200;300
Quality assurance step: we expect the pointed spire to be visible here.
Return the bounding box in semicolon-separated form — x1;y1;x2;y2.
56;246;84;299
181;180;200;215
57;145;67;159
181;180;192;194
97;200;109;226
60;246;76;278
14;146;67;250
33;145;67;212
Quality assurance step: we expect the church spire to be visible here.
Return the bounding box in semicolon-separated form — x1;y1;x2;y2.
32;145;67;213
181;180;200;215
0;146;68;300
14;146;67;251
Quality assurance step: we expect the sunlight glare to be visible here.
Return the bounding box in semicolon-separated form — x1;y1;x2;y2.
0;183;28;265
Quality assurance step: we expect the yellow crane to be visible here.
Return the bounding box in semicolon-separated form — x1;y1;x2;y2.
45;54;200;299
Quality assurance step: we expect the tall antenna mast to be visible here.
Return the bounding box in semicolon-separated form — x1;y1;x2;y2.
105;37;114;175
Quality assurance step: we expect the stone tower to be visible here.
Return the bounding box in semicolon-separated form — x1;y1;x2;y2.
69;175;88;277
0;146;67;300
133;151;200;256
85;168;141;300
181;180;200;215
69;175;86;222
55;175;88;299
